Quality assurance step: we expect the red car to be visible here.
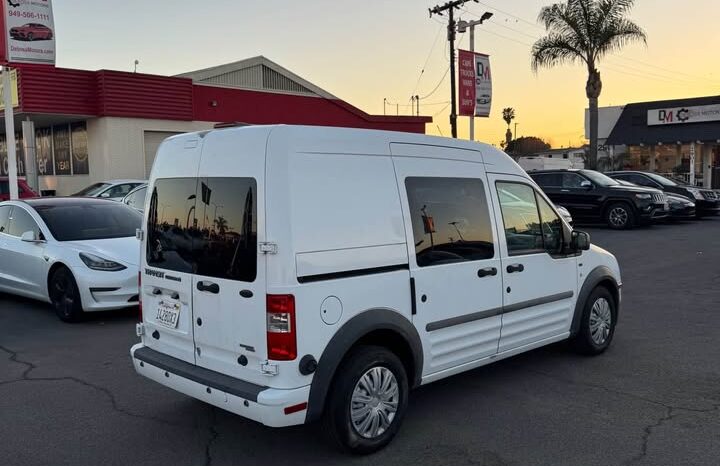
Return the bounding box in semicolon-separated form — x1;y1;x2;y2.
9;23;54;41
0;177;38;201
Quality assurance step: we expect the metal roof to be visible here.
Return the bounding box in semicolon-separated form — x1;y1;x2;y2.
606;95;720;146
176;56;337;99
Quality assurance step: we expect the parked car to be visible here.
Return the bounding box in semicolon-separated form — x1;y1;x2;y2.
0;177;38;201
130;126;621;454
72;179;146;201
606;171;720;218
122;184;148;213
9;23;54;41
0;198;142;322
614;179;696;221
530;169;669;229
556;205;573;225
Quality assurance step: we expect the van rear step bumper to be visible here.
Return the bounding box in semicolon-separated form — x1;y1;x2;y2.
131;344;311;428
133;346;267;401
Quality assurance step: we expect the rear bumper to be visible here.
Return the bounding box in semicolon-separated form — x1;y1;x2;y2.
131;344;310;427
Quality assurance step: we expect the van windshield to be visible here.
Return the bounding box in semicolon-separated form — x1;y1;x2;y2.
146;177;257;282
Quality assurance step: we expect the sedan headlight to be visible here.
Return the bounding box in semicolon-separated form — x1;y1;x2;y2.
79;253;127;271
635;194;652;200
686;188;703;200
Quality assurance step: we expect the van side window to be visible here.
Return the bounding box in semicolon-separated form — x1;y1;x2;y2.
146;177;257;282
496;182;544;256
405;177;494;267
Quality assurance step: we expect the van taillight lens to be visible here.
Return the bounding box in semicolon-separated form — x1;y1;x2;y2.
138;271;143;321
266;294;296;361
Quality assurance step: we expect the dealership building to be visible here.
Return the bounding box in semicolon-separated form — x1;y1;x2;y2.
589;95;720;188
0;56;431;196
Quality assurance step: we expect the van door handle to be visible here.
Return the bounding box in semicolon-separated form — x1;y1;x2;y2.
477;267;498;278
506;264;525;274
196;281;220;294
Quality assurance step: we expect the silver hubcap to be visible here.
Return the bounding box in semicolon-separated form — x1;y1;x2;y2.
589;297;613;345
609;207;628;227
350;367;399;439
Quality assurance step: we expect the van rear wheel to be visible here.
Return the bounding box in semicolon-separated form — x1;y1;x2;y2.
323;345;408;454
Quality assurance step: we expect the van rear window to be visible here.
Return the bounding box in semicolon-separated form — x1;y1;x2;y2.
146;177;257;282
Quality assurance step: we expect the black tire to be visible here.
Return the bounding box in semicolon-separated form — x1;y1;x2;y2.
570;287;617;355
49;267;84;322
323;345;409;454
605;202;635;230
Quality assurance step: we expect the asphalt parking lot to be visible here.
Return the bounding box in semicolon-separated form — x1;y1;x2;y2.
2;219;719;466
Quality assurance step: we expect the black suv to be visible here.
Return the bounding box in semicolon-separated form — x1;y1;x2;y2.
530;169;669;229
606;171;720;218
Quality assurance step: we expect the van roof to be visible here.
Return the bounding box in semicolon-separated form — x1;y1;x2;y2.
168;125;526;177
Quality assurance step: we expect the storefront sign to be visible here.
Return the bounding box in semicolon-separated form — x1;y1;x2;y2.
458;50;492;117
0;68;18;109
648;104;720;126
0;132;24;176
35;127;52;175
52;124;71;175
1;0;56;65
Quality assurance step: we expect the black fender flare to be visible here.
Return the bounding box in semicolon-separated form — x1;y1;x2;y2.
304;308;423;423
570;265;621;337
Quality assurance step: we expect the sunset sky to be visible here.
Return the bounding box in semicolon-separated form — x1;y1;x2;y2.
56;0;720;148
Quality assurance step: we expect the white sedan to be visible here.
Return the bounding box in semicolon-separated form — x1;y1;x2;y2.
0;198;141;322
72;179;146;201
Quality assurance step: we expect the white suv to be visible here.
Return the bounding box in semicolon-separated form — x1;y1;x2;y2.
131;125;621;453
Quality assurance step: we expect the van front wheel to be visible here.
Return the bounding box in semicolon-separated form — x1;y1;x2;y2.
323;345;409;454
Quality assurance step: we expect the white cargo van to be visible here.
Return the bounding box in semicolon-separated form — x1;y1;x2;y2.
131;125;621;453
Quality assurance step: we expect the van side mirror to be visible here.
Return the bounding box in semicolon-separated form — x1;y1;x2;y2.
571;230;591;251
580;180;593;190
21;231;44;243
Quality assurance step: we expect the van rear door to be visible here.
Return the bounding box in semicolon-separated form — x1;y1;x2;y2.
190;130;268;385
142;135;203;365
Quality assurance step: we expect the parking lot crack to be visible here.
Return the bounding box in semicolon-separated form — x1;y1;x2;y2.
623;406;676;465
204;408;219;466
0;345;37;380
0;345;183;428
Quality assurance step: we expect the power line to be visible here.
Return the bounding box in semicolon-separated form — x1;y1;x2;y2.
464;4;720;86
418;66;450;100
409;23;445;101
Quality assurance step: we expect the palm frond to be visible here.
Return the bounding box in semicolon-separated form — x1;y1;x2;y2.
595;18;647;59
531;33;587;72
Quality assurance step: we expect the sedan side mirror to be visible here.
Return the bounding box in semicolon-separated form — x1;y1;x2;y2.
571;230;591;251
21;231;44;243
580;180;593;190
100;192;111;198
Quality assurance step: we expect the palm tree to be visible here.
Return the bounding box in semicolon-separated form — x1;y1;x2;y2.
531;0;646;169
502;108;515;147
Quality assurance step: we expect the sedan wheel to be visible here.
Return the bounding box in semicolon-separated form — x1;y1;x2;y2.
49;267;84;322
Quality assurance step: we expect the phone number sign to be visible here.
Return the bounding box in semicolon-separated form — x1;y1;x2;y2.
1;0;56;65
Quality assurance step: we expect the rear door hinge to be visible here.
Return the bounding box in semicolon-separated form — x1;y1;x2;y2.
136;323;145;336
259;242;278;254
136;229;144;241
260;361;279;376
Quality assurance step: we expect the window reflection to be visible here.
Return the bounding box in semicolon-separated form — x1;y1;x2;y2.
406;177;495;267
146;177;257;282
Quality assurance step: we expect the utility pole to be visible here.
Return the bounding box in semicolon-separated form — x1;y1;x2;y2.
430;0;476;138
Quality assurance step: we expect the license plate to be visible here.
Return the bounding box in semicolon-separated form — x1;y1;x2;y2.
155;299;181;329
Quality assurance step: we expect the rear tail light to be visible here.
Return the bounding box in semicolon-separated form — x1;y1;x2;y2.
138;271;143;321
266;294;297;361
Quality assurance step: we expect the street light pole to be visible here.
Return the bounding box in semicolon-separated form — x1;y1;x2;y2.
3;66;18;200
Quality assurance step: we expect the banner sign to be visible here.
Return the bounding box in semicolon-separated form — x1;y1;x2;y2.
0;131;24;176
648;104;720;126
0;68;18;109
2;0;56;65
458;49;492;117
